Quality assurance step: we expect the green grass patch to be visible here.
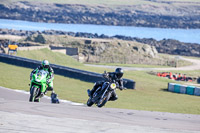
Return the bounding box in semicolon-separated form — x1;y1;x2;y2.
1;61;200;114
111;70;200;114
17;48;83;68
0;62;93;103
17;48;114;73
158;53;193;67
91;63;171;68
1;49;200;114
17;49;192;70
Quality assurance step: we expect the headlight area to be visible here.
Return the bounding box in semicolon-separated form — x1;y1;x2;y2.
110;83;117;90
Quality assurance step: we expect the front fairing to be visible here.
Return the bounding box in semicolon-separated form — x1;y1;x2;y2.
102;82;110;90
31;70;48;92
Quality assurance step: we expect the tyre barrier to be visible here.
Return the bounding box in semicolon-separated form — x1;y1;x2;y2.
0;53;136;89
168;83;200;96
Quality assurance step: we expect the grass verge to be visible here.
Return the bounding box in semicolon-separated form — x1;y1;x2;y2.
0;62;93;103
1;60;200;114
17;48;83;68
0;49;199;114
90;63;171;68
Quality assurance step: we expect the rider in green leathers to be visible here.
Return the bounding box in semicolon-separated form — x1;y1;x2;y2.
30;60;54;94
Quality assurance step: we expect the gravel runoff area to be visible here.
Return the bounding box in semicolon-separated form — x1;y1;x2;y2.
0;86;200;133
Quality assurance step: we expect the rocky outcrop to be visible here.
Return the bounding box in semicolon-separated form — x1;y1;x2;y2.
25;34;46;44
0;1;200;29
75;40;159;63
113;35;200;57
1;28;200;58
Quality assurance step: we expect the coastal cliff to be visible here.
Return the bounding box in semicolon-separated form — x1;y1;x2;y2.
0;1;200;29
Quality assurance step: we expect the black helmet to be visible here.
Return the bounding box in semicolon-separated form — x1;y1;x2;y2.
115;68;123;78
42;60;50;69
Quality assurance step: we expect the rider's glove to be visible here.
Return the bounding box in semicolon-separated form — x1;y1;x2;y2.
103;73;108;78
47;79;50;84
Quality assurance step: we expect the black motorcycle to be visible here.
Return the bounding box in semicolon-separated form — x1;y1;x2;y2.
87;76;120;108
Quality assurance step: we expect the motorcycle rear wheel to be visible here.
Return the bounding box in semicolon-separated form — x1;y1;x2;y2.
87;97;94;107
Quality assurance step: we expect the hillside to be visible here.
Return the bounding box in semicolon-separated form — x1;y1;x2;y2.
0;0;199;28
1;33;185;67
21;33;187;66
0;28;192;67
1;28;200;60
17;48;83;68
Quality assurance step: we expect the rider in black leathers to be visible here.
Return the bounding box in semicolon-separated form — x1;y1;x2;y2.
88;68;124;101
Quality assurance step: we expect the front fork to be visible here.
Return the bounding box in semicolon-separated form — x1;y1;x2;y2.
100;82;110;99
100;86;110;100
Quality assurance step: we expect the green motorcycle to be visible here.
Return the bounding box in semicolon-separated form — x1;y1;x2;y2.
29;69;51;102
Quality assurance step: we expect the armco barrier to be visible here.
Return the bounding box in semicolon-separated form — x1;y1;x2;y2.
186;86;195;95
194;87;200;96
168;83;199;96
180;85;187;94
0;53;135;89
168;83;175;92
174;84;181;93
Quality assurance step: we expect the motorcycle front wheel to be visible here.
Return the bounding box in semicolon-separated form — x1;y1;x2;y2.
97;92;111;108
29;87;39;102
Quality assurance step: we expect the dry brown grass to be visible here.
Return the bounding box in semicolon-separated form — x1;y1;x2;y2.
0;35;24;42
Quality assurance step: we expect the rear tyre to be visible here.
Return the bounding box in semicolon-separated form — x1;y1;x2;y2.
87;97;94;107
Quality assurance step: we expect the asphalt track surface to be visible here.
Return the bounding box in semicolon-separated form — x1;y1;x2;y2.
0;86;200;133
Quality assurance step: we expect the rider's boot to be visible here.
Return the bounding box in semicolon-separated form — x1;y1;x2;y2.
88;81;103;97
39;93;44;99
87;85;97;97
47;87;53;91
87;89;91;97
109;91;118;101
